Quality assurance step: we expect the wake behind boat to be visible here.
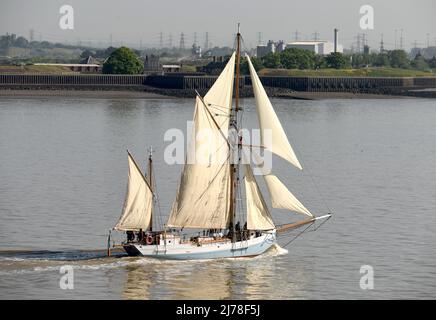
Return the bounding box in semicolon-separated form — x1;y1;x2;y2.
108;26;331;260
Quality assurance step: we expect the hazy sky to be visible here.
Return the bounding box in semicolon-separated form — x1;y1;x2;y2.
1;0;435;50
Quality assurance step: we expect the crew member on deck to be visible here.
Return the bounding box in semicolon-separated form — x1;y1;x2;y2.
235;221;241;241
127;230;134;242
235;221;241;232
137;229;144;242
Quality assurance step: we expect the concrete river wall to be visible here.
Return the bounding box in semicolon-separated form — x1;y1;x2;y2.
1;74;435;96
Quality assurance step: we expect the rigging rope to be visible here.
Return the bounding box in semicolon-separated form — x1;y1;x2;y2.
291;140;332;215
281;221;314;248
278;214;331;247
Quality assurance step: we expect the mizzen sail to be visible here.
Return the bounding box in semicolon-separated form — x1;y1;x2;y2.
246;55;302;170
114;152;153;231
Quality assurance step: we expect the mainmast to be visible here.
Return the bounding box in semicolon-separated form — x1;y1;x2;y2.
147;146;153;232
235;24;241;115
229;24;241;242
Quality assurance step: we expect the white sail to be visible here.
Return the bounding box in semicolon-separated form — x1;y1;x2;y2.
244;164;275;230
114;153;153;231
246;55;302;170
166;54;235;229
204;52;236;132
264;174;313;217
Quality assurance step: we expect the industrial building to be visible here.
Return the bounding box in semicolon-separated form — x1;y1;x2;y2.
286;40;343;55
256;40;276;57
256;39;340;57
275;40;286;52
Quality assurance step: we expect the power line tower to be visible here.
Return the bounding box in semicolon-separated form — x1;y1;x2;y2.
400;29;404;50
168;33;173;48
179;32;185;50
193;32;197;45
356;33;361;53
204;32;209;50
294;29;299;41
426;33;430;48
29;29;34;42
394;29;397;49
258;32;262;45
380;33;384;53
312;31;319;41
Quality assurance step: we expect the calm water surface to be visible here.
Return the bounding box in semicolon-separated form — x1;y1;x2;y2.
0;97;435;299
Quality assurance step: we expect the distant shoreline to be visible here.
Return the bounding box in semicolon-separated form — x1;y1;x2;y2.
0;88;414;100
0;89;172;99
1;73;435;99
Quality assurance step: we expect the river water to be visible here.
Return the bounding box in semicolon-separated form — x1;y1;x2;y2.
0;96;435;299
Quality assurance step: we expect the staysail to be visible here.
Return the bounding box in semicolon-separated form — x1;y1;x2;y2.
249;148;312;217
166;53;236;229
263;175;313;217
114;152;153;231
246;55;302;170
244;164;275;230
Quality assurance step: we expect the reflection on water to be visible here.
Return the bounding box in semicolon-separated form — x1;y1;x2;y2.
122;264;154;300
120;244;296;300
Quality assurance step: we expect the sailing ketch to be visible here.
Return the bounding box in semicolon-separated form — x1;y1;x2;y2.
110;27;332;260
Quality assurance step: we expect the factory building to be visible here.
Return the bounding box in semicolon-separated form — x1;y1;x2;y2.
256;40;276;57
275;40;286;53
144;55;161;73
191;44;202;58
286;40;343;55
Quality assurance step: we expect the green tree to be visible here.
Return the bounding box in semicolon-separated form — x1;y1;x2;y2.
388;50;409;68
314;54;325;69
280;48;315;69
102;47;144;74
262;52;281;68
324;52;348;69
411;52;429;70
373;53;390;67
351;53;366;68
250;56;264;71
14;36;29;48
429;56;436;69
240;56;263;74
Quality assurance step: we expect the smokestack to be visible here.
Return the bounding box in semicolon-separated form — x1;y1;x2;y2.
334;28;339;53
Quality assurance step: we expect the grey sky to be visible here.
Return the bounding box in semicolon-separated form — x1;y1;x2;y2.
0;0;435;50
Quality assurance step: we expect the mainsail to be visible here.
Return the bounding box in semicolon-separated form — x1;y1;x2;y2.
246;55;303;170
244;164;275;230
166;53;236;229
114;152;153;231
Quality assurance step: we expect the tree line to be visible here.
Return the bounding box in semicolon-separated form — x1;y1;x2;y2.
242;48;436;73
